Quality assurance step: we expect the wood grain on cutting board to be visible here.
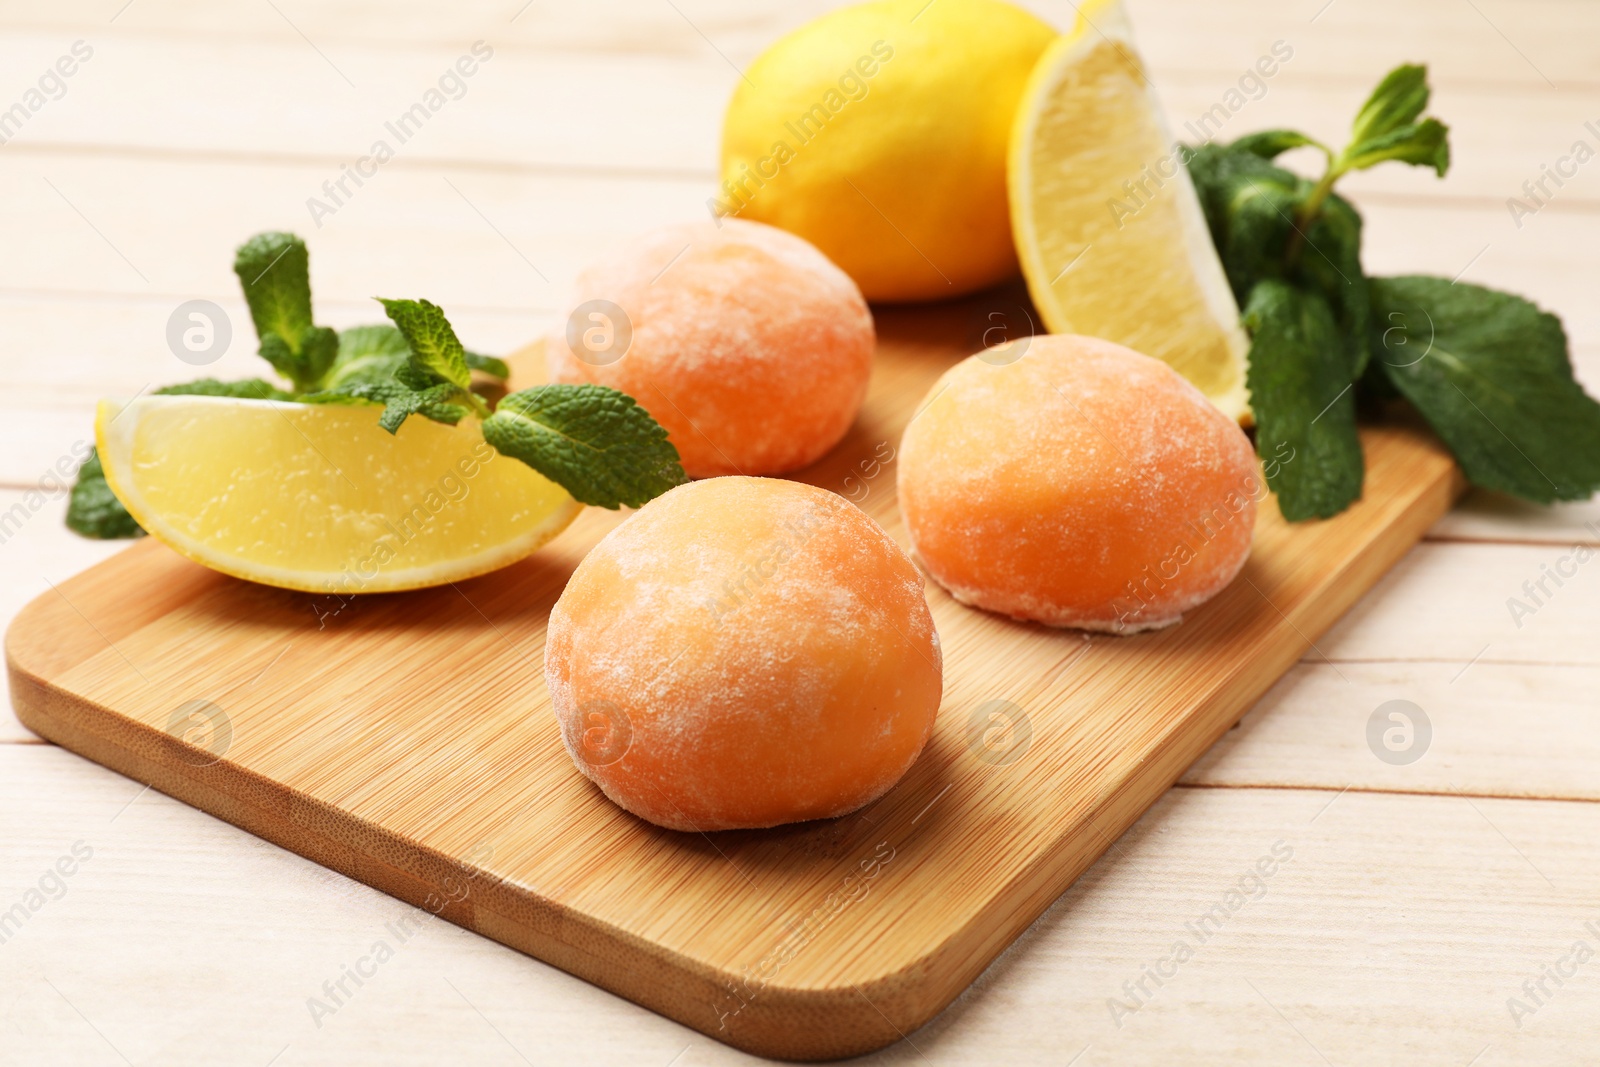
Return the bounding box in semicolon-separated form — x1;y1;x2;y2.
7;293;1460;1059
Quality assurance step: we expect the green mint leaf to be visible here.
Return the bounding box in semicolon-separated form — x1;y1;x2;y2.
1185;142;1372;375
1185;142;1302;301
338;324;409;358
298;324;340;387
465;351;511;380
377;297;471;390
304;376;469;434
481;384;687;509
1296;192;1372;376
232;232;339;391
324;324;410;390
1230;129;1325;161
393;360;441;391
1327;66;1448;182
1371;275;1600;503
391;362;488;418
255;324;341;392
308;319;485;432
234;232;314;350
378;385;469;434
154;377;296;400
256;332;297;384
1349;64;1430;147
1342;117;1450;177
66;448;144;539
1243;279;1364;520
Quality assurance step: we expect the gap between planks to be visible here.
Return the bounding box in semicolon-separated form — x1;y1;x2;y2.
1424;534;1600;549
1171;780;1600;807
0;140;718;183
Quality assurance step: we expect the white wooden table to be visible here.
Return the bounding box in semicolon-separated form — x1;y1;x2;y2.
3;1;1598;1063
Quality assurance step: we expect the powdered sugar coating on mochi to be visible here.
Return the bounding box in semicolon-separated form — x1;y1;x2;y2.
547;219;875;478
545;476;942;831
896;335;1259;633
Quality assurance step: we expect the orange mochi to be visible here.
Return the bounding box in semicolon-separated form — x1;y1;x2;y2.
547;219;875;478
897;335;1259;633
545;476;942;831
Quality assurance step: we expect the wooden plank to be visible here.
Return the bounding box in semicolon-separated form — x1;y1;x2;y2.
1182;661;1600;798
0;31;728;179
2;743;1594;1064
1;151;1592;338
1160;79;1600;208
1358;199;1598;343
905;783;1600;1065
1131;0;1599;92
1321;540;1600;665
0;409;98;489
1;164;1595;540
0;151;700;310
1432;491;1600;546
5;299;1462;1058
0;147;1592;475
0;272;1593;432
7;0;1596;92
1;28;1596;208
0;0;858;61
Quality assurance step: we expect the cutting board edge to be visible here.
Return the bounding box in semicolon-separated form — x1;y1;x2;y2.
4;444;1464;1061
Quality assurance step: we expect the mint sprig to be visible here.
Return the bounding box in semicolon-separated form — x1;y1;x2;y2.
154;378;297;401
69;232;687;542
309;372;472;434
322;324;411;390
483;385;687;509
1370;276;1600;502
1186;63;1600;518
1343;65;1450;176
1187;140;1369;517
1244;280;1365;520
317;324;511;393
377;297;472;392
1286;64;1450;256
232;232;339;392
465;351;511;379
305;298;489;432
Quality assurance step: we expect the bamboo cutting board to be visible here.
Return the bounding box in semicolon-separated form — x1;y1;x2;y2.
7;291;1460;1061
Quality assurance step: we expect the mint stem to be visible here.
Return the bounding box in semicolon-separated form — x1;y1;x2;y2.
1286;145;1343;269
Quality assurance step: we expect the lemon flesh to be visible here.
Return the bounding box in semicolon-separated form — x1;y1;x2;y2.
96;396;583;594
719;0;1055;302
1008;0;1251;422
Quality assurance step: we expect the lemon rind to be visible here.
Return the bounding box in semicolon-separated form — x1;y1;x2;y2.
1008;0;1252;424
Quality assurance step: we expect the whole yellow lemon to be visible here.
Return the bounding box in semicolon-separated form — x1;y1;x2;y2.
717;0;1057;303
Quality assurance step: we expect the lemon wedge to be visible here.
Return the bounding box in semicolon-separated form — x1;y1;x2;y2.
1008;0;1251;422
96;396;582;594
